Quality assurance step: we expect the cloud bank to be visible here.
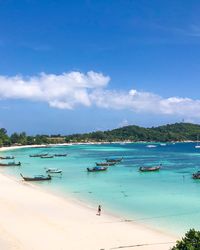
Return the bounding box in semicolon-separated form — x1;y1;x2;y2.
0;71;110;109
0;71;200;118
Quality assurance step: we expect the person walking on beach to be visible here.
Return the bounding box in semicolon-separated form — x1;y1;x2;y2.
97;205;101;216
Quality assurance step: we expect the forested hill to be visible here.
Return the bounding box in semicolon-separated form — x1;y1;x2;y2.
65;123;200;142
1;123;200;146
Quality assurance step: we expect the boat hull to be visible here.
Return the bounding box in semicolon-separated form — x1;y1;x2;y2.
46;169;62;174
20;174;51;181
139;166;160;172
29;154;48;157
105;158;123;163
96;162;116;166
0;156;14;160
0;162;21;167
54;154;67;157
193;175;200;179
40;156;54;159
87;167;107;172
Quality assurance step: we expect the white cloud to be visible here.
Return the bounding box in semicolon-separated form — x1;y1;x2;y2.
0;70;200;119
0;71;110;109
90;88;200;118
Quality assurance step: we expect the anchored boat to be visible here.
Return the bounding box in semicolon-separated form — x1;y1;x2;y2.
139;166;161;172
20;173;51;181
192;171;200;179
29;154;48;157
105;157;123;163
0;156;14;160
87;166;108;172
40;155;54;159
0;161;21;166
96;162;116;166
54;154;67;157
46;168;62;173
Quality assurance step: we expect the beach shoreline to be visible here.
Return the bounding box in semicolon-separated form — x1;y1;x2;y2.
0;171;177;250
0;139;197;153
0;144;179;249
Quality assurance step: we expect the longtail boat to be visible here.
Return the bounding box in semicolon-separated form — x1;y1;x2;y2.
192;171;200;179
96;162;116;166
46;168;62;174
54;154;67;157
87;166;108;172
40;155;54;159
105;157;123;163
20;173;51;181
139;166;160;172
29;154;48;157
0;156;14;160
0;161;21;166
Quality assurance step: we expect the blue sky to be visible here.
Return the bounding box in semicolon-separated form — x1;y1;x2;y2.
1;0;200;135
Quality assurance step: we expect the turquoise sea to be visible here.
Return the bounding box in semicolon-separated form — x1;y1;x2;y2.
1;142;200;236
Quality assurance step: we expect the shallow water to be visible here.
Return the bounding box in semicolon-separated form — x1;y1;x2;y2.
1;142;200;235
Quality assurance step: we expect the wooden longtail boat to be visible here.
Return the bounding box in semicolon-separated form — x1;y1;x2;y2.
192;171;200;179
0;161;21;166
29;154;48;157
96;162;116;166
87;167;108;172
40;155;54;159
139;166;160;172
105;157;123;163
20;173;51;181
46;168;62;174
0;156;14;160
54;154;67;157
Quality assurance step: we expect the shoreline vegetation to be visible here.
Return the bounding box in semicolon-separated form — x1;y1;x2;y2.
1;123;200;148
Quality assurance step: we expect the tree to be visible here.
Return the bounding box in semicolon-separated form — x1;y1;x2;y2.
171;229;200;250
0;138;3;147
0;128;10;146
26;136;35;145
10;133;20;144
18;132;27;145
10;132;27;145
34;135;48;145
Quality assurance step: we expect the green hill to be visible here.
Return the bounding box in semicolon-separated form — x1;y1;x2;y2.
1;122;200;146
65;123;200;142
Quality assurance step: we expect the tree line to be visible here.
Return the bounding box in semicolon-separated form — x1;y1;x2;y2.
1;122;200;147
64;123;200;143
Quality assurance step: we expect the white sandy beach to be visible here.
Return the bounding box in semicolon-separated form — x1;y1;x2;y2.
0;174;178;250
0;146;178;250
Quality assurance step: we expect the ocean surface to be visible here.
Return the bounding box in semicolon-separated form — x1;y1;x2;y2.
1;142;200;235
